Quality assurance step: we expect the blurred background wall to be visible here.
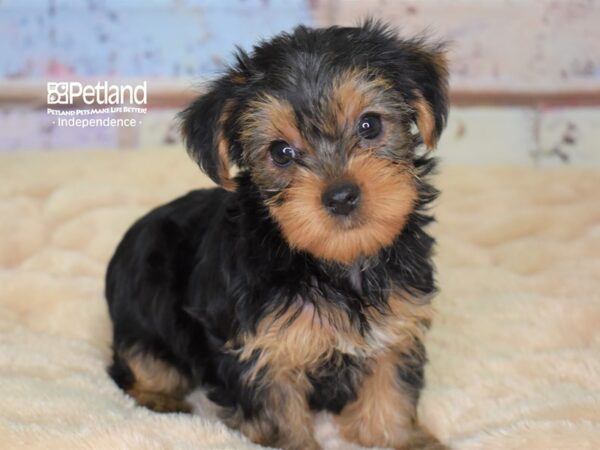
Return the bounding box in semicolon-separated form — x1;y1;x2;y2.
0;0;599;166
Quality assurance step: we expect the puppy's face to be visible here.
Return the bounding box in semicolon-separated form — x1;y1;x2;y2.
181;22;448;264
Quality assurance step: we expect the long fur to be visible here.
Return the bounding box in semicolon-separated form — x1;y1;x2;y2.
106;20;448;450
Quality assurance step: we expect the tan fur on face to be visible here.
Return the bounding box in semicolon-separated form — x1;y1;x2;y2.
241;94;310;154
123;351;191;413
270;153;417;263
327;70;393;135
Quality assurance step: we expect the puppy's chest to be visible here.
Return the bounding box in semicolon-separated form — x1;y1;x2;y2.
237;295;430;373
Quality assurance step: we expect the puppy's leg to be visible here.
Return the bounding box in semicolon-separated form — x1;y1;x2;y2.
262;378;321;450
335;350;447;450
400;426;450;450
222;373;321;450
109;349;191;413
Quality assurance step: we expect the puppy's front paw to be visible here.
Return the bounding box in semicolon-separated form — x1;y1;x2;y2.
398;425;449;450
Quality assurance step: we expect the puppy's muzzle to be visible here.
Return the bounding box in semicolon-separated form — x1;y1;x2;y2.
321;181;361;216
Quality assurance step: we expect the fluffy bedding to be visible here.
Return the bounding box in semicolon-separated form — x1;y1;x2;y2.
0;148;599;450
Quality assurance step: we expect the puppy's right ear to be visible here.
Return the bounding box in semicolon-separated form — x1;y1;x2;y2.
180;57;250;191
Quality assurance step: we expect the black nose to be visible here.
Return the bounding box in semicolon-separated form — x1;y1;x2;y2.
321;181;361;216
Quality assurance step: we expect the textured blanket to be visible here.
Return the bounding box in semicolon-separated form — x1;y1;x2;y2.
0;148;599;450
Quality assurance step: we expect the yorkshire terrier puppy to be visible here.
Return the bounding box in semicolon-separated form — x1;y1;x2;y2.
106;21;448;450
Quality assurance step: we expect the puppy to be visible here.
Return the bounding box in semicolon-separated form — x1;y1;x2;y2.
106;21;448;450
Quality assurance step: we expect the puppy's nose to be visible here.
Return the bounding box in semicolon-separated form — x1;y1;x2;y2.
321;181;361;216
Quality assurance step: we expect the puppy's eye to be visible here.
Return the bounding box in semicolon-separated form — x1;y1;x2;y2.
358;114;382;139
270;141;297;167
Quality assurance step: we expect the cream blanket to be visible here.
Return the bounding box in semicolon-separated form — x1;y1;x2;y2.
1;148;599;450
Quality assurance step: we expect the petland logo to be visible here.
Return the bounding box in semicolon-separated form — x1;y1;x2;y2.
47;81;147;105
47;81;148;128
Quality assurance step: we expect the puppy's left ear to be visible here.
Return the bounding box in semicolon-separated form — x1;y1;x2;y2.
406;44;449;150
180;57;250;190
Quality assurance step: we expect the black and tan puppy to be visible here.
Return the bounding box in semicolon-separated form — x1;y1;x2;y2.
106;21;448;450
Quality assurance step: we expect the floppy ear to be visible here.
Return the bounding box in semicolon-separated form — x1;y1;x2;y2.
407;45;449;150
179;79;238;191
